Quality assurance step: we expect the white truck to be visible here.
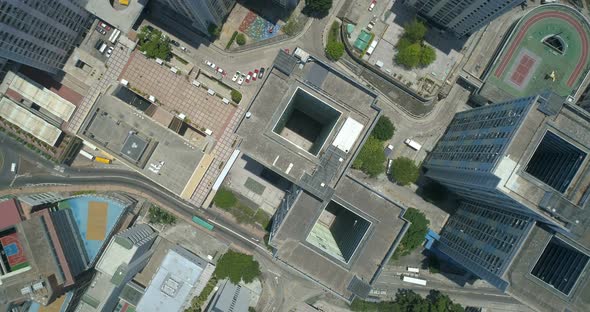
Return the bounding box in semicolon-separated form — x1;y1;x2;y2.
404;139;422;151
402;276;427;286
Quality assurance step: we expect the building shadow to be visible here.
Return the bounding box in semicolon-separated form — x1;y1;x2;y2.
415;176;459;215
238;0;294;23
139;1;210;49
389;0;467;54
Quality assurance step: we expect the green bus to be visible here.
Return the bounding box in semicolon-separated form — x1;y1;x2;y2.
192;216;214;231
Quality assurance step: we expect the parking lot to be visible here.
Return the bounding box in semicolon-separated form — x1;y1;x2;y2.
80;19;119;63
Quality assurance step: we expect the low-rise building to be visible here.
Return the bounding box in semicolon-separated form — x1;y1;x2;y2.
75;224;157;312
135;246;214;312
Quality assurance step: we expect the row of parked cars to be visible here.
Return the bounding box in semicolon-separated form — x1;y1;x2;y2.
231;68;265;85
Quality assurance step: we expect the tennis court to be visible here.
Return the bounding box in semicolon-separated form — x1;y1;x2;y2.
480;5;590;101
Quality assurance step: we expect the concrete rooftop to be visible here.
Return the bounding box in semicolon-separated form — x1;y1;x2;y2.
79;89;207;196
236;59;378;185
271;175;406;299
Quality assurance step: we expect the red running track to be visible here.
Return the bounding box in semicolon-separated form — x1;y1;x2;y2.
494;11;589;88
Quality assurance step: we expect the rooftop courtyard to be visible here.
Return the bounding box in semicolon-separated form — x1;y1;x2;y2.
480;4;590;102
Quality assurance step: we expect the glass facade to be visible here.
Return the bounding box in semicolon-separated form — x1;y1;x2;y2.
406;0;522;37
0;0;90;73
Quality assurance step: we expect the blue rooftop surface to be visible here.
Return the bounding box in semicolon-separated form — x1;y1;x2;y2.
59;196;126;263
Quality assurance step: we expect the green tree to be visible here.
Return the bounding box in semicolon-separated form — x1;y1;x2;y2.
396;37;413;51
372;116;395;141
213;188;237;209
215;250;261;284
419;45;436;67
390;157;419;186
325;21;344;61
236;33;246;46
138;28;172;60
325;41;344;61
352;136;386;177
393;208;429;259
304;0;333;16
395;42;422;68
403;19;427;42
208;23;221;38
231;90;242;103
148;205;176;225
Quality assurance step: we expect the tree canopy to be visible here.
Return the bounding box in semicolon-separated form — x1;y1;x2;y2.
231;90;242;103
215;250;261;284
325;21;344;61
304;0;333;16
352;136;386;177
326;41;345;61
138;26;171;61
372;116;395;141
148;205;176;225
236;33;246;46
404;19;427;42
390;157;420;186
352;289;464;312
395;19;436;68
393;208;430;259
213;188;237;209
208;23;221;38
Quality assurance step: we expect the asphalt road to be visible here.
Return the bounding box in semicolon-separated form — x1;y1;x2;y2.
0;131;326;310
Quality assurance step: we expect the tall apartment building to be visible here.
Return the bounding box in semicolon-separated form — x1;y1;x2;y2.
424;93;590;311
272;0;299;9
156;0;235;34
404;0;522;37
0;0;90;73
75;224;157;312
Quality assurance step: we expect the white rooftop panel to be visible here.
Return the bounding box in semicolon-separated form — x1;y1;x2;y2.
9;74;76;121
332;117;364;153
0;97;62;146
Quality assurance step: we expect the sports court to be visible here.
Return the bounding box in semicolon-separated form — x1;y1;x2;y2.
0;232;29;271
480;5;590;101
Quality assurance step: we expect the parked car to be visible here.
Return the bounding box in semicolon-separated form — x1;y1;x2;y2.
106;46;114;58
238;75;245;85
368;2;376;11
95;39;105;50
259;67;265;79
232;72;240;82
210;63;216;69
246;72;252;83
206;60;212;67
171;40;180;47
96;25;106;35
367;21;375;31
253;69;258;81
99;22;111;31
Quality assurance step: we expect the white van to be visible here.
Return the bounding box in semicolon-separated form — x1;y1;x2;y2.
404;139;422;151
10;162;16;173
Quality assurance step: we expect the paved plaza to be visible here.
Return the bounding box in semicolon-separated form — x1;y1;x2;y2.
67;42;131;133
119;52;238;139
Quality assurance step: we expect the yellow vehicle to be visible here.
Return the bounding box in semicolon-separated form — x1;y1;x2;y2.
119;0;129;6
95;157;112;164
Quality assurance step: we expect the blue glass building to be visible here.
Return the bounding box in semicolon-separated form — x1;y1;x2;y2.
425;93;590;311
